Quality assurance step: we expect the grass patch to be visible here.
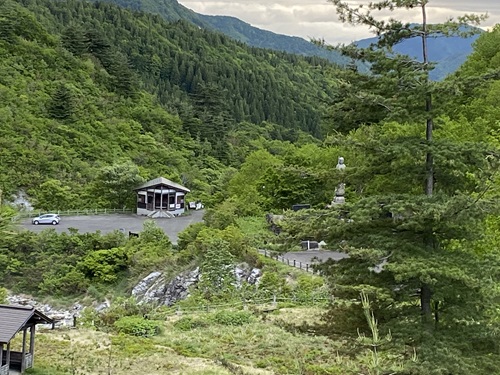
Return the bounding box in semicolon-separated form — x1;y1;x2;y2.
26;306;363;375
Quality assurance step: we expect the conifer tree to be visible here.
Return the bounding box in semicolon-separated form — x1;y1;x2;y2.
280;2;500;361
48;83;74;120
61;24;89;57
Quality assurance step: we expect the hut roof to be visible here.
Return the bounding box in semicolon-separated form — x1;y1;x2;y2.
135;177;190;193
0;304;53;344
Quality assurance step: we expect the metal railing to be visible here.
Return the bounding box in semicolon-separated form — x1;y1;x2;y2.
259;249;318;274
16;208;134;219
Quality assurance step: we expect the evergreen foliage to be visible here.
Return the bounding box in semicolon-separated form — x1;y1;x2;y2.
255;1;500;372
19;0;335;136
0;0;343;207
1;0;500;372
48;83;75;120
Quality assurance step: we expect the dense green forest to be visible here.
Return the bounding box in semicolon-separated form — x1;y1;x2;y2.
91;0;359;67
0;0;341;207
2;0;500;373
21;0;337;136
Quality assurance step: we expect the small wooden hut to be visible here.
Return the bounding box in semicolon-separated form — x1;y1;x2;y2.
0;305;53;374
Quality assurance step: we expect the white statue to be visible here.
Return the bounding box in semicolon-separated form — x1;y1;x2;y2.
336;156;346;171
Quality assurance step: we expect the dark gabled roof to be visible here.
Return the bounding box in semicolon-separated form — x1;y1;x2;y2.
134;177;190;193
0;305;53;344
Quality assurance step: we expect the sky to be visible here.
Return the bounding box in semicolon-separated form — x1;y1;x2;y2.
177;0;500;44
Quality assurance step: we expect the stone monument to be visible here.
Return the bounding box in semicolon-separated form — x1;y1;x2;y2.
329;156;346;206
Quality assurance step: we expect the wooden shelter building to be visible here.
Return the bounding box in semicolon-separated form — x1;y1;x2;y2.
0;305;53;374
135;177;190;218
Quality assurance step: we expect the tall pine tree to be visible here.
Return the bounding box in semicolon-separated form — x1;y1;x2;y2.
280;1;500;371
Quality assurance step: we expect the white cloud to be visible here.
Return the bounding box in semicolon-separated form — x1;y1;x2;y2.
179;0;500;44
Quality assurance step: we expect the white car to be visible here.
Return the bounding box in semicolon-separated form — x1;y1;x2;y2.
32;214;61;225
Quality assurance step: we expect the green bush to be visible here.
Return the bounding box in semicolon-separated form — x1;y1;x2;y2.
77;247;129;283
173;316;210;331
85;297;156;330
211;310;254;326
113;315;162;337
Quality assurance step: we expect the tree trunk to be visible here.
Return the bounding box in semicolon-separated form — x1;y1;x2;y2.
421;3;435;326
421;3;433;198
421;283;433;324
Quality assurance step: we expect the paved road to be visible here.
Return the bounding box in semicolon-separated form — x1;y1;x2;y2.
19;210;205;244
259;249;349;269
282;250;349;264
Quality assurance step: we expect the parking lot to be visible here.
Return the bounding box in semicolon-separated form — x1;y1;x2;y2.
19;210;205;244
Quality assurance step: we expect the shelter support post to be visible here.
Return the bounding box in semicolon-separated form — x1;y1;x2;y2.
160;185;163;213
6;343;10;372
21;328;27;373
30;325;35;367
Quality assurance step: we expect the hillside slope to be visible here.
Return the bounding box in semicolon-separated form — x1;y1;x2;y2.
20;0;340;138
0;0;340;207
92;0;356;67
0;0;224;206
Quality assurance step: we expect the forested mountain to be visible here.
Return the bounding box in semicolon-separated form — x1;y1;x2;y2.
91;0;356;66
2;0;500;372
90;0;482;79
0;0;339;207
21;0;340;137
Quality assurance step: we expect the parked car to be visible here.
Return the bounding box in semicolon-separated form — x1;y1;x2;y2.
32;213;60;225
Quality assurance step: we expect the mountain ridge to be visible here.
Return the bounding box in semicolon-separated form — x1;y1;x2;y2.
96;0;481;78
355;25;483;80
95;0;356;67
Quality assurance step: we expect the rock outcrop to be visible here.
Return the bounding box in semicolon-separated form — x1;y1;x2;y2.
132;268;201;306
132;264;262;306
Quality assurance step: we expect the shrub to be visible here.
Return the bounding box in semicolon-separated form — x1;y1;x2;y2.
113;315;162;337
211;310;254;326
173;316;210;331
88;297;156;330
77;247;129;283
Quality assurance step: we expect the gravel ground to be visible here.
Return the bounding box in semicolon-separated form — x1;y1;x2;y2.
18;210;205;244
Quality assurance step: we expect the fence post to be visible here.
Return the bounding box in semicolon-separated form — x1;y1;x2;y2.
272;294;277;307
293;260;296;267
306;264;309;272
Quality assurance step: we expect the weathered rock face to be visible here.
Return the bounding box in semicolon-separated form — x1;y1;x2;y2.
234;263;261;286
132;264;262;306
132;268;201;306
